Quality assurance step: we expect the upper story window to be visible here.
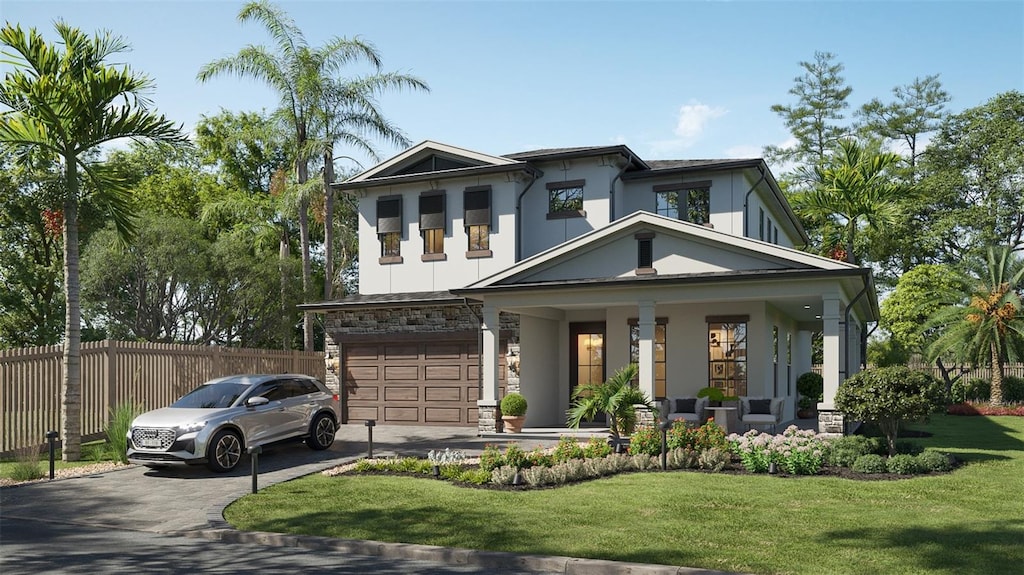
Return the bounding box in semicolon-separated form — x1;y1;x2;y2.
758;208;765;241
464;186;492;257
419;191;446;260
377;196;402;264
653;181;710;224
547;179;586;219
766;217;773;244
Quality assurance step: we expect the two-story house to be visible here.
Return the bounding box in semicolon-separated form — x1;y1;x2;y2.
302;141;877;435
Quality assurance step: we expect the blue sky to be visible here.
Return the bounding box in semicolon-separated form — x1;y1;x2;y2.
4;1;1023;171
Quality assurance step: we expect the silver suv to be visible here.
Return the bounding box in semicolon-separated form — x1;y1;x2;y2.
127;374;340;472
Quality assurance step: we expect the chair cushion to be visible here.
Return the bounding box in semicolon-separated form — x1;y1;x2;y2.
674;398;697;414
748;399;772;415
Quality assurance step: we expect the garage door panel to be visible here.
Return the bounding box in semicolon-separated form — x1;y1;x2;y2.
425;344;462;359
384;406;421;422
385;386;419;401
346;345;381;360
385;345;419;360
384;366;419;380
425;407;462;423
425;386;460;402
347;385;379;401
425;365;461;380
346;366;379;380
349;406;379;421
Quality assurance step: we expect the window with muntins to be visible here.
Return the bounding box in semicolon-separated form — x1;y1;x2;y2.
708;319;747;397
464;186;491;255
758;208;764;240
419;192;446;258
377;196;403;262
547;180;585;216
653;182;710;224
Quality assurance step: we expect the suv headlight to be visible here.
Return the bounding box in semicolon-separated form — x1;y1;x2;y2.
175;421;207;435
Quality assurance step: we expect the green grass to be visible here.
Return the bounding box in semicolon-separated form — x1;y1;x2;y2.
225;415;1024;575
0;440;116;479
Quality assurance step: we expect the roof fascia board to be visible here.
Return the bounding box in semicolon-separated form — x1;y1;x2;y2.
343;140;519;184
335;163;539;192
620;159;761;180
510;145;649;170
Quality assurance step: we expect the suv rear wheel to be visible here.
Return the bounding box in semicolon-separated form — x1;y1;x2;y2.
306;413;336;450
207;429;243;472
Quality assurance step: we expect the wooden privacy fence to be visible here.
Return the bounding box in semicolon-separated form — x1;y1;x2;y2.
0;340;325;454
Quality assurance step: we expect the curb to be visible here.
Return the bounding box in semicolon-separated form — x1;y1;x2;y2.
183;528;736;575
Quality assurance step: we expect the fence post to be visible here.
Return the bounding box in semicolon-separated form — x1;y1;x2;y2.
106;339;117;420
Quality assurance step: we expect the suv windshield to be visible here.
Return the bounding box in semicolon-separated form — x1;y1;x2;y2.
171;382;250;409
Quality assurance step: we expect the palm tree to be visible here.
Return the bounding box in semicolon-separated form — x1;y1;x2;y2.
198;0;428;349
0;22;185;460
795;138;906;264
927;247;1024;405
567;364;656;444
316;74;426;299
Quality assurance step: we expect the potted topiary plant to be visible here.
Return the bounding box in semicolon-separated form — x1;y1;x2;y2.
796;372;823;419
697;386;725;407
500;392;528;433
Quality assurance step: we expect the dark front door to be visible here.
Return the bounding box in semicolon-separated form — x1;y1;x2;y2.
570;322;606;424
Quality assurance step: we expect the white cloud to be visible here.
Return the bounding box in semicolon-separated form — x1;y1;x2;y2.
609;134;628;145
673;101;727;144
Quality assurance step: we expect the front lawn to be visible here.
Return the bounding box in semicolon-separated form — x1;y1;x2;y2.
225;415;1024;575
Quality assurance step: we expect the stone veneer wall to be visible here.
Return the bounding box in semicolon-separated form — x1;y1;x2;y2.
321;304;520;431
817;409;845;434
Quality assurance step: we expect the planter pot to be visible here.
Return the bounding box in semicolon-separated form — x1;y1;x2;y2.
502;415;525;433
797;408;817;419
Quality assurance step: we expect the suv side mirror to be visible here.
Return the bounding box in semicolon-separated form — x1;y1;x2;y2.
246;396;270;408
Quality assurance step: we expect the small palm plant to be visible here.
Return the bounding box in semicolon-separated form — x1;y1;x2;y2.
566;364;656;442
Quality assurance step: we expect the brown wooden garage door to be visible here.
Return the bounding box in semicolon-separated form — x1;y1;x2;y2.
342;338;505;426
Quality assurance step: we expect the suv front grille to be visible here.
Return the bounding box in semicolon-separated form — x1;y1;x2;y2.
132;427;176;451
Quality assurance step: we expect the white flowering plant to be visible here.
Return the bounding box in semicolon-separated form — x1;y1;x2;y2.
727;425;831;475
427;448;466;467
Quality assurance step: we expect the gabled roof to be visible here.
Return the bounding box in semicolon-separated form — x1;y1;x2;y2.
336;141;537;191
453;210;877;319
504;145;649;170
299;290;465;312
462;210;859;289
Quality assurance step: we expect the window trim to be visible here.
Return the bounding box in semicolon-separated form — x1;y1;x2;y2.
546;179;586;218
653;180;711;223
377;195;403;236
635;232;655;274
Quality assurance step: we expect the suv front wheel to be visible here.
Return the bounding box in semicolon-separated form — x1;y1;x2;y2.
207;429;243;472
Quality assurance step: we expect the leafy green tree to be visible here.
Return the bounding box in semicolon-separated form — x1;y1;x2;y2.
857;74;951;178
879;263;970;392
0;154;64;347
927;247;1024;405
835;366;945;456
793;138;906;264
0;22;185;460
195;109;292;197
764;51;853;189
315;72;426;300
567;364;656;444
198;0;427;349
917;91;1024;257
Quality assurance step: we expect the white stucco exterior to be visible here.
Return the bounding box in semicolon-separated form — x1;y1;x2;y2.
321;141;877;434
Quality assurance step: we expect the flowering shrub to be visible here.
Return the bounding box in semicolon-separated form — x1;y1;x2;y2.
479;444;505;472
627;424;661;456
728;425;831;475
582;436;613;459
552;436;586;462
526;447;554;468
668;419;729;452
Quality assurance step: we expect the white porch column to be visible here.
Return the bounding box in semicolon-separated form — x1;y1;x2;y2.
637;300;656;400
819;295;845;434
794;330;812;380
820;296;842;408
478;304;501;433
